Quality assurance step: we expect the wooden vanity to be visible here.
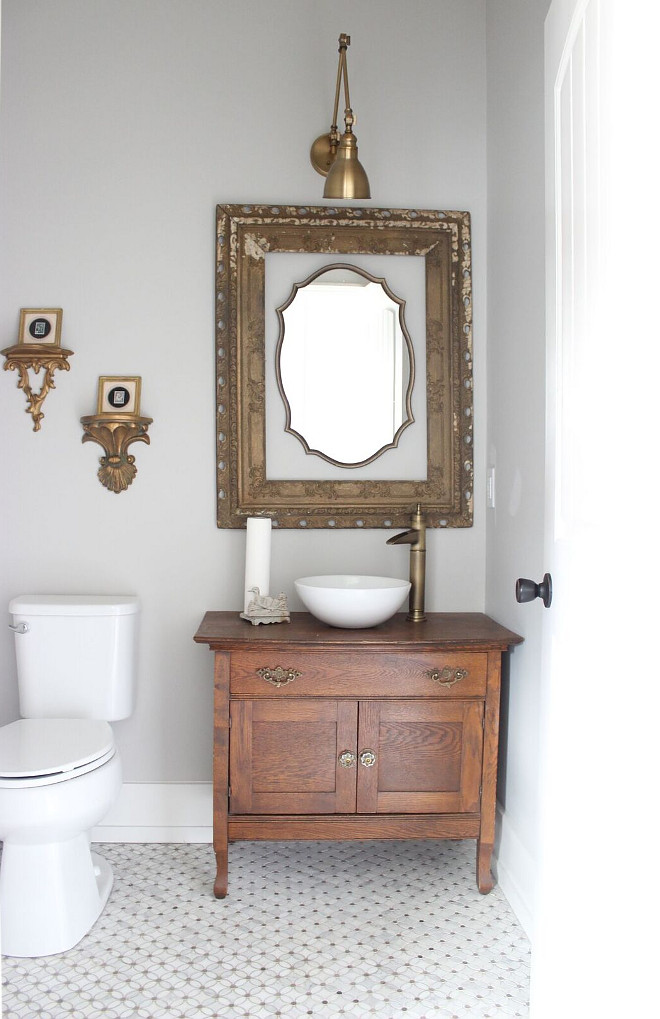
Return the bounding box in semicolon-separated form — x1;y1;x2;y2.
194;612;522;897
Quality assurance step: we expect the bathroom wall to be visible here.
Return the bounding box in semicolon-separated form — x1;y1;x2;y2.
485;0;551;932
0;1;488;781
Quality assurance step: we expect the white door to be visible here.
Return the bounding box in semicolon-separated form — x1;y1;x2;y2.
531;1;658;1015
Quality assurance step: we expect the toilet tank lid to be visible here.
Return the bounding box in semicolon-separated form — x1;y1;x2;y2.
9;595;140;616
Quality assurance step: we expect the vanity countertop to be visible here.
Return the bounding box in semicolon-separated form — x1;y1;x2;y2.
194;610;523;652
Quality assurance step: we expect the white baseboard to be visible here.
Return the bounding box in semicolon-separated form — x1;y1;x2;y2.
493;805;534;938
92;781;213;844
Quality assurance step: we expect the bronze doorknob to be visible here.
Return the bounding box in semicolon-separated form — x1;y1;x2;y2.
516;573;552;608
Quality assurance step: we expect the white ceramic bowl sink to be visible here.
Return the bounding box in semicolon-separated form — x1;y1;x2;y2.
294;575;411;629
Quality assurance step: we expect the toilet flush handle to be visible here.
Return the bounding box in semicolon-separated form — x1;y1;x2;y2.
8;622;29;634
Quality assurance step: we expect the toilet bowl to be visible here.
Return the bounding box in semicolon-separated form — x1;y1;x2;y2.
0;718;122;957
0;594;139;957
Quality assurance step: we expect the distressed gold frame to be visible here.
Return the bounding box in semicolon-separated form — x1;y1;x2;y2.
216;204;473;529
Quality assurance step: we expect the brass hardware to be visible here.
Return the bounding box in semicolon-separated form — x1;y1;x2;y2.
426;667;469;688
80;414;153;493
386;504;427;622
256;666;301;688
359;749;376;768
310;33;370;199
338;750;356;768
2;344;74;431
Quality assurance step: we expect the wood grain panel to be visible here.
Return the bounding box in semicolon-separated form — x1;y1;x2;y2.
357;700;484;814
252;722;338;791
477;651;504;892
228;813;481;840
229;698;357;815
194;611;524;652
212;652;231;897
356;700;381;813
230;650;487;699
377;720;463;791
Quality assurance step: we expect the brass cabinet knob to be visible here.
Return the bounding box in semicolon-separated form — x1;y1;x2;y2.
338;750;356;768
359;749;376;768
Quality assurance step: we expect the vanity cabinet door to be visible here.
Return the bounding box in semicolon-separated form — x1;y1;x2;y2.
356;700;484;814
230;699;358;815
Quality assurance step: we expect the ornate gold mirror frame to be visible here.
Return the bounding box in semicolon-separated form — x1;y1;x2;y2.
216;204;473;529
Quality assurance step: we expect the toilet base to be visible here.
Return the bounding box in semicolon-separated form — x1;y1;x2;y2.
0;837;114;957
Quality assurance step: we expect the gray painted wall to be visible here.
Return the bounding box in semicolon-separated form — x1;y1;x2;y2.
0;0;488;780
485;0;552;926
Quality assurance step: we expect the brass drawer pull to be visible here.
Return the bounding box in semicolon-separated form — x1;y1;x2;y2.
426;666;469;688
359;749;376;768
338;750;356;768
256;666;301;688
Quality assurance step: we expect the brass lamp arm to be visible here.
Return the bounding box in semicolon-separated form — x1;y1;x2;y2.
330;37;348;139
338;34;351;119
311;33;352;174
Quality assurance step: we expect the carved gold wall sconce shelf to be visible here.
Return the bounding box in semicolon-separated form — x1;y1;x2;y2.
2;308;71;431
80;415;152;493
2;344;74;431
81;376;151;493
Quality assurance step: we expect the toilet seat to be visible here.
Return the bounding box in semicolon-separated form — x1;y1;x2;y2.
0;718;115;788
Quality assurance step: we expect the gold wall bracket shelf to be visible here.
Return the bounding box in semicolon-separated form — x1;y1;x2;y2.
2;344;74;431
80;414;153;493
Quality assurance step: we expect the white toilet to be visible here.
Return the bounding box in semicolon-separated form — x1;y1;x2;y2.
0;594;139;957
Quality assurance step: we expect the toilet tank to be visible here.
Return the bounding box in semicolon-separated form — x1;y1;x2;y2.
9;595;140;721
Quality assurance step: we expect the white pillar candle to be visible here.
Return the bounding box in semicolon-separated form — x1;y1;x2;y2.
243;517;272;613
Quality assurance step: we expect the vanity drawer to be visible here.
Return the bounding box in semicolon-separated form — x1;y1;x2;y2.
229;650;487;699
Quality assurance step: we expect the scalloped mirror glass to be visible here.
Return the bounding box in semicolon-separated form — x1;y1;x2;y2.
215;205;474;530
276;264;415;468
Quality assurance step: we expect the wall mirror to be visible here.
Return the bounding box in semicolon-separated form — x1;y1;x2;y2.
275;263;415;469
216;204;473;529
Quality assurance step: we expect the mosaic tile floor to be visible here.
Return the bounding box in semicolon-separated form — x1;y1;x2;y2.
1;840;530;1018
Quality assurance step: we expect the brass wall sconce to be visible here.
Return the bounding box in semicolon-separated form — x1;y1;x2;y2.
80;376;152;493
310;33;371;199
2;309;73;431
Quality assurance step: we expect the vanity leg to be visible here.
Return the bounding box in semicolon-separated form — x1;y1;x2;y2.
214;847;228;899
477;839;495;894
213;651;231;898
477;651;503;894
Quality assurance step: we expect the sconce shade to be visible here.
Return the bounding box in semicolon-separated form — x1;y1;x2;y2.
323;130;371;199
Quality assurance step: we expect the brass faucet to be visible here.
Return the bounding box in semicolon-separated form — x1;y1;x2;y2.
386;504;426;622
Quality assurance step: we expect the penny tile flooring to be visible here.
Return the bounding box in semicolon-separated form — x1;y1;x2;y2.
1;840;530;1017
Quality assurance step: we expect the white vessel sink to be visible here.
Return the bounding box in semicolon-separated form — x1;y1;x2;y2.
294;575;411;629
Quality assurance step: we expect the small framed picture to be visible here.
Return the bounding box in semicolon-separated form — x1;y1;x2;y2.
97;376;142;416
19;308;62;346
